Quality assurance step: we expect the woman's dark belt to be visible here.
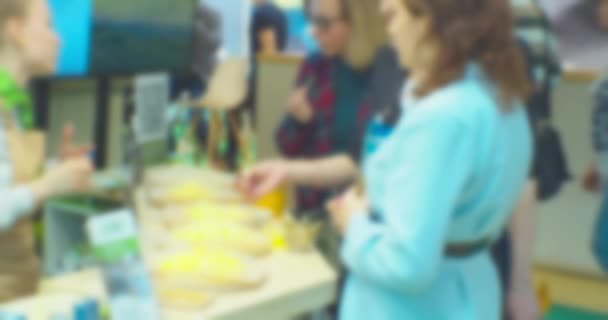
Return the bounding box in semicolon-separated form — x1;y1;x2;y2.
445;238;493;258
370;210;493;258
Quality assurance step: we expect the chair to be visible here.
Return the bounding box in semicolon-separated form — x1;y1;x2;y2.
181;58;249;168
190;57;249;111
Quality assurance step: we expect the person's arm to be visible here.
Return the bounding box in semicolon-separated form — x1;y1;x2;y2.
0;161;92;231
238;154;359;200
507;180;540;319
583;160;601;192
0;127;93;230
341;112;474;293
286;154;359;189
509;181;538;287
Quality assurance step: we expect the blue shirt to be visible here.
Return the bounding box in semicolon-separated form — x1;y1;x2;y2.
340;65;532;320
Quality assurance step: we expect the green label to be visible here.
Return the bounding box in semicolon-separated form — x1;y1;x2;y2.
86;209;140;263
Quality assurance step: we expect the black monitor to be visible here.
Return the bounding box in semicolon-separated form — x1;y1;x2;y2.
50;0;197;77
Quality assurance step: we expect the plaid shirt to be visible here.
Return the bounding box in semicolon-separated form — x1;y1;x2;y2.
276;53;372;212
593;76;608;153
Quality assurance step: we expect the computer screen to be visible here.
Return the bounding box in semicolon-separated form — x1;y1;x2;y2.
50;0;196;77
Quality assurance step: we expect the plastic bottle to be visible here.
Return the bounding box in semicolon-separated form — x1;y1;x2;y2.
239;113;257;170
101;254;159;320
87;211;160;320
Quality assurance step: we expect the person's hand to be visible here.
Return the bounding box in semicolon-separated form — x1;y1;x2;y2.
237;160;290;200
44;157;94;195
507;284;541;320
32;157;94;201
287;86;313;124
582;161;601;193
59;124;94;161
327;187;368;235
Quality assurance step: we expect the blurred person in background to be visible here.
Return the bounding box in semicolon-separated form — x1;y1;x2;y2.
493;2;568;319
598;0;608;30
325;0;532;318
168;2;221;161
0;0;93;302
200;0;252;169
170;1;221;100
251;0;288;56
243;0;288;129
583;75;608;273
550;0;608;70
239;0;405;216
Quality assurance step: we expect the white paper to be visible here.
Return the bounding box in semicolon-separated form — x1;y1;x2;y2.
134;73;170;143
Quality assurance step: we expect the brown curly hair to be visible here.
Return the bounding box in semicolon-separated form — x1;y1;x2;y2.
402;0;530;108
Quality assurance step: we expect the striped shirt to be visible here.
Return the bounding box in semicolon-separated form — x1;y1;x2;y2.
275;53;373;212
593;76;608;152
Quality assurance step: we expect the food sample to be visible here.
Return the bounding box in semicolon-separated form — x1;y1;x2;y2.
167;182;213;202
145;166;236;189
284;215;322;252
155;249;265;289
255;186;287;218
172;222;271;257
262;219;287;251
148;181;242;207
162;202;270;229
157;287;213;309
148;181;212;206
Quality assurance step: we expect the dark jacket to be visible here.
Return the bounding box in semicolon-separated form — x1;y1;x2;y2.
276;47;406;212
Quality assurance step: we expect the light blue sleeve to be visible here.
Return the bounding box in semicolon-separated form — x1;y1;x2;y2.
341;109;475;294
0;123;35;230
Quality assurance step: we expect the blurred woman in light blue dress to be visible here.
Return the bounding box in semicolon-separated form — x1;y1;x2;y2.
326;0;533;319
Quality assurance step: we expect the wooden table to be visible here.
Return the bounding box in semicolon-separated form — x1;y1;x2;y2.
1;185;338;319
1;249;336;320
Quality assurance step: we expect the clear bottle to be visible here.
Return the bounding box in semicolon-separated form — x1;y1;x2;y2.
239;113;257;170
101;254;160;320
87;211;160;320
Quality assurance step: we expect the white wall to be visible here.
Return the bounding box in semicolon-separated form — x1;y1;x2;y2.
204;0;251;59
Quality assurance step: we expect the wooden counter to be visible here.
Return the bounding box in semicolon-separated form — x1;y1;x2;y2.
32;248;336;320
0;185;338;319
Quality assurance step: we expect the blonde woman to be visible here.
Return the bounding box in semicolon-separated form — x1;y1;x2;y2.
0;0;93;301
240;0;405;214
